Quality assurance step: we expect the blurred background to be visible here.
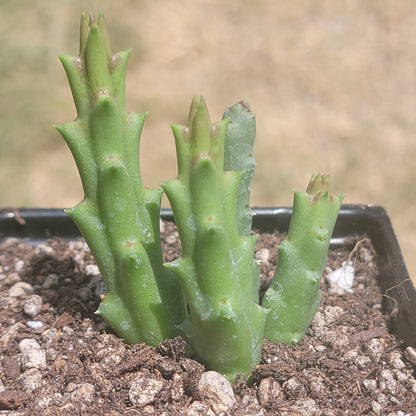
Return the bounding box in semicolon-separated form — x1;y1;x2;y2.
0;1;415;282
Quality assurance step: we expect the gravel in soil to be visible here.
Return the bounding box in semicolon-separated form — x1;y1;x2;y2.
0;221;415;415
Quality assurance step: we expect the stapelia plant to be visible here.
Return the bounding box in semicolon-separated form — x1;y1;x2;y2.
57;13;343;379
55;12;187;346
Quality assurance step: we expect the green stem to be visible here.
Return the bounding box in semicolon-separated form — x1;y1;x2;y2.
263;174;343;344
162;97;268;378
57;12;187;345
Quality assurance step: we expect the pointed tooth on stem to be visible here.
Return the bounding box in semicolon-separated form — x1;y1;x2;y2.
97;11;112;59
79;12;89;58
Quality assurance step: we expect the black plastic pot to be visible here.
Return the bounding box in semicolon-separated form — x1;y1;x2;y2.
0;205;414;348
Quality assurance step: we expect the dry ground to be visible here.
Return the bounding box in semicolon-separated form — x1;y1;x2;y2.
0;0;415;282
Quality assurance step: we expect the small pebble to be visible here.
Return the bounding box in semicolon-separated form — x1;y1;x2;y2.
165;234;177;245
363;379;377;391
323;305;344;323
378;369;397;394
66;382;95;403
69;240;85;251
129;372;163;407
257;377;283;406
255;248;270;265
282;377;307;398
366;338;384;363
355;354;372;368
404;346;416;365
85;264;100;276
18;338;46;370
26;321;44;330
290;398;320;414
36;392;63;409
198;371;236;414
8;282;35;298
14;259;25;272
391;356;406;370
17;368;43;392
185;401;215;416
372;400;382;415
4;272;21;285
308;374;327;396
34;244;54;255
41;328;58;346
23;295;43;317
62;326;74;336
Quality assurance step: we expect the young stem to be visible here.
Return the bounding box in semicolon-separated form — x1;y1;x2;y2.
262;174;343;344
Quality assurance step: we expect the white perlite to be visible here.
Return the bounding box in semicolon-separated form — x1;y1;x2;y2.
18;338;46;370
325;261;355;292
26;320;44;330
129;372;164;407
85;264;100;276
14;259;25;272
198;371;236;414
255;248;270;265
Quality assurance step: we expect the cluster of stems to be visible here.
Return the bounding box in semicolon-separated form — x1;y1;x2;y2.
57;13;343;379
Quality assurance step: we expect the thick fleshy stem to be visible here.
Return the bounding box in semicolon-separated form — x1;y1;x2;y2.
161;97;268;378
262;174;343;344
56;13;187;345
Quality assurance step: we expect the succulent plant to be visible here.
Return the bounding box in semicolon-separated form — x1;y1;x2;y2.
57;13;342;379
161;96;267;376
56;13;187;345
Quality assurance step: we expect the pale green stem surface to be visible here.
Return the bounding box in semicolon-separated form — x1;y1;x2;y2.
262;174;343;344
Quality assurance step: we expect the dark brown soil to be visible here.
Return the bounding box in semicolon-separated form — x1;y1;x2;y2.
0;221;415;415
